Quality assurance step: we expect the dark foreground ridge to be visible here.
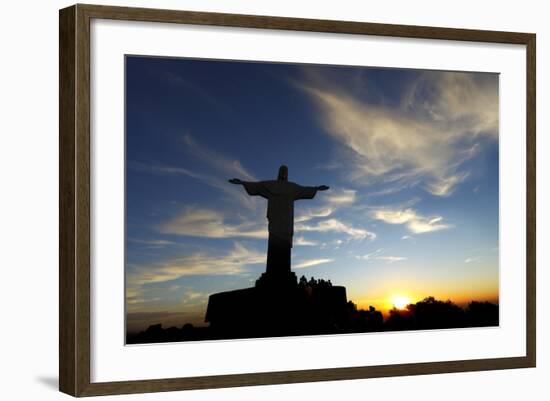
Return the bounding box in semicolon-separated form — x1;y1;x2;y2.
126;270;499;344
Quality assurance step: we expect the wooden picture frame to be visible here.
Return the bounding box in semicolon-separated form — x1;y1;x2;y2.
59;3;536;397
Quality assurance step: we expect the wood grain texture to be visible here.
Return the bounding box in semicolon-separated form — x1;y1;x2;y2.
75;4;92;396
525;34;536;367
78;356;534;396
59;5;76;396
78;3;533;44
58;3;536;397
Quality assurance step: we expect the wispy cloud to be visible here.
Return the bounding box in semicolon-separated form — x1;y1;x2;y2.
297;70;498;196
295;188;356;223
324;189;357;206
295;207;333;223
294;258;334;269
182;134;256;182
129;161;259;211
294;189;375;242
425;171;470;197
180;289;208;306
159;206;374;243
127;242;265;289
294;236;319;246
163;71;230;112
126;242;266;316
377;256;407;263
465;257;482;264
128;238;176;248
370;205;452;234
296;218;376;241
356;248;382;260
129;134;258;210
355;248;407;263
159;207;267;239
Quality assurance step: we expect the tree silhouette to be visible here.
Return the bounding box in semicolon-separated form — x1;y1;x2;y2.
127;291;499;344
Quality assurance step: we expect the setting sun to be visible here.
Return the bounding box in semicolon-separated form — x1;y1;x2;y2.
391;295;411;310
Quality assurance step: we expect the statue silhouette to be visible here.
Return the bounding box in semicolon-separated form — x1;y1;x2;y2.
229;165;329;276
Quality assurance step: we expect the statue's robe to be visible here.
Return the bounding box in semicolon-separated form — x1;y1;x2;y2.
242;180;319;274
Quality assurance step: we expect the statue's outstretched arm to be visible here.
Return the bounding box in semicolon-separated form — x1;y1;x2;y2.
294;184;329;200
229;179;271;198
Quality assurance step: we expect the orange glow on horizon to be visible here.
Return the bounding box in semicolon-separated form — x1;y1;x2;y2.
353;289;498;316
391;295;411;310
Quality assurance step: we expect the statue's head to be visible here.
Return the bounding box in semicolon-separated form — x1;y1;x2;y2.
277;165;288;181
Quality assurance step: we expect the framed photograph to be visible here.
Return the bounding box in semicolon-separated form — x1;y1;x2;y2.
59;4;536;397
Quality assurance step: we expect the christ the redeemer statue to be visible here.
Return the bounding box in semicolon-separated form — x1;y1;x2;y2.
229;165;329;277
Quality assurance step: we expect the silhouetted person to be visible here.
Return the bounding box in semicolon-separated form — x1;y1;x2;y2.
229;165;329;275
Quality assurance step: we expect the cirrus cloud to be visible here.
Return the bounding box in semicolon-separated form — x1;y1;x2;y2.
355;248;407;263
159;207;267;239
127;242;265;290
294;258;334;269
295;218;376;241
370;206;452;234
297;69;498;197
160;206;375;242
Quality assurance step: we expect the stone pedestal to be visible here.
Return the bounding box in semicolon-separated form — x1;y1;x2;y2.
204;269;350;339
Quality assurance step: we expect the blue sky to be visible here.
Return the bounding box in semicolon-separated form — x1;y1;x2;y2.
125;56;499;333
